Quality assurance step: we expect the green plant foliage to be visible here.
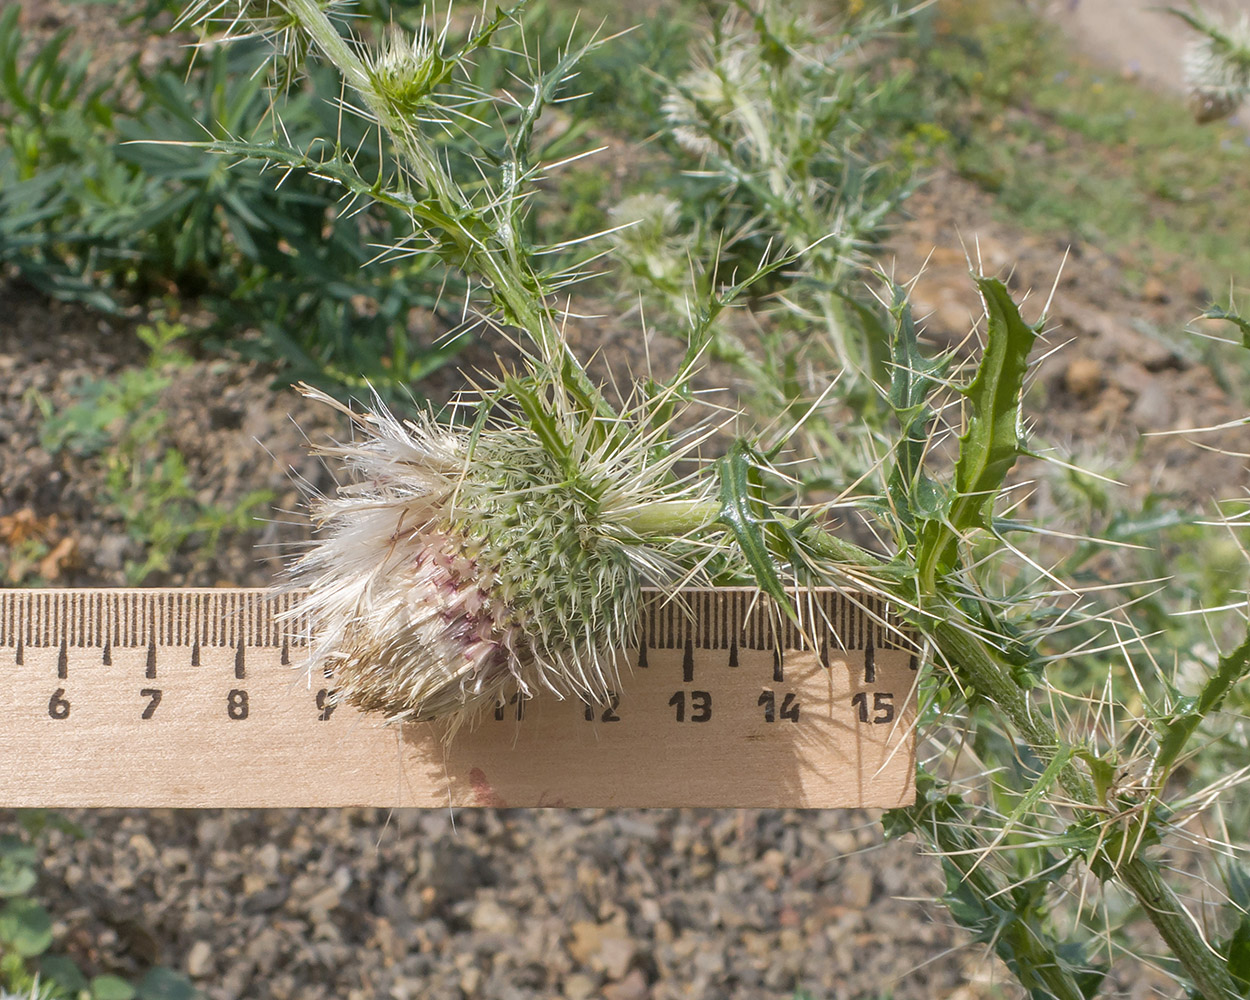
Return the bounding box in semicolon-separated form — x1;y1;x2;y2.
182;2;1250;992
9;0;1249;996
893;0;1250;301
88;977;136;1000
615;0;921;400
36;322;272;583
0;900;51;960
0;841;37;901
0;4;465;392
0;817;199;1000
134;968;196;1000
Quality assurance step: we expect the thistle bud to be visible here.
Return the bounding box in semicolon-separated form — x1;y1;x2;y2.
661;48;758;158
367;25;444;120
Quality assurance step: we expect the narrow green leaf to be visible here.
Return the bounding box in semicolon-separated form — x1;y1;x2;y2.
991;745;1074;845
882;282;950;539
1203;304;1250;350
714;440;796;623
1154;623;1250;780
505;378;570;470
952;277;1039;532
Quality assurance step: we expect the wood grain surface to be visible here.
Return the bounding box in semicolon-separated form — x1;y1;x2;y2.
0;589;917;808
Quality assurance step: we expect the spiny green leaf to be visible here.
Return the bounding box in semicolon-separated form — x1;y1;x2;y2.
952;277;1039;530
992;745;1075;844
504;378;570;471
1153;623;1250;781
882;282;950;540
714;440;797;624
1203;304;1250;350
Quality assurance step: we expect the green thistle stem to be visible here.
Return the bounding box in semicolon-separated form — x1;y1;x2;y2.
1120;858;1239;1000
280;0;605;410
932;620;1239;1000
616;501;717;536
631;499;1239;998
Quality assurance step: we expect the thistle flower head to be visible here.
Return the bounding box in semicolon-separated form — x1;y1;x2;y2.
1181;10;1250;122
290;378;719;734
608;194;692;296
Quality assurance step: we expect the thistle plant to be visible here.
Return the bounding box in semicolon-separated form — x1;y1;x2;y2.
179;1;1250;996
291;379;724;731
1171;5;1250;123
649;1;920;392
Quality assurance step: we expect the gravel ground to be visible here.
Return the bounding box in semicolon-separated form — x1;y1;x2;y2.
4;2;1250;999
13;808;988;1000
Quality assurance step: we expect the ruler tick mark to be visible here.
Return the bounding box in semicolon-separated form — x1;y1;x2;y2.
191;641;200;667
682;639;694;683
864;636;876;684
57;641;68;680
280;638;290;666
102;641;112;666
637;642;648;668
234;640;246;680
145;640;157;680
772;646;783;684
728;636;738;668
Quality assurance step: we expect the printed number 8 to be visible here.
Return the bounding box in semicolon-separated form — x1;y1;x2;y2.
227;689;249;720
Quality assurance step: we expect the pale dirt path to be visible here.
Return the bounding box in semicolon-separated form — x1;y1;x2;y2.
1045;0;1247;99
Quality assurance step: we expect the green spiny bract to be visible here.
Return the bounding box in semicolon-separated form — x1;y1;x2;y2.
289;383;716;734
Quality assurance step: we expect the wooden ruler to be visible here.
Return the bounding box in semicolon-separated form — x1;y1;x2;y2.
0;588;917;809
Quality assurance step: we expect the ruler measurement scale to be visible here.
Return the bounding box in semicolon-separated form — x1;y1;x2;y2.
0;589;916;809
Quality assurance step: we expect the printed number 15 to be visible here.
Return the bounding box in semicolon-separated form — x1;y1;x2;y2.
851;691;894;724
